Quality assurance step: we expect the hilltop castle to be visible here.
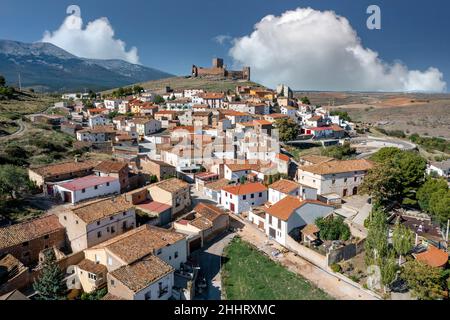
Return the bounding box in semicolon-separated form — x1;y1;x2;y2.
192;58;251;81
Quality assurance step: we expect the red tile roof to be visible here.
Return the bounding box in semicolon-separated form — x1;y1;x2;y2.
265;196;333;221
222;182;267;196
415;245;448;268
137;201;172;214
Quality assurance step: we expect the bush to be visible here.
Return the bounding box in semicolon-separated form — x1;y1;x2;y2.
316;216;351;241
321;142;356;160
331;264;342;273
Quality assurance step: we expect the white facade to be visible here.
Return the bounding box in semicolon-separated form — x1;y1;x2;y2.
104;99;121;110
89;115;110;128
133;272;174;300
220;189;268;214
53;178;120;204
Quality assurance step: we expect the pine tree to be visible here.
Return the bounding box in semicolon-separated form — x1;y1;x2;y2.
33;250;67;300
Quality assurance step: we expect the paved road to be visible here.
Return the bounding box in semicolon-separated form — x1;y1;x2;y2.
191;232;236;300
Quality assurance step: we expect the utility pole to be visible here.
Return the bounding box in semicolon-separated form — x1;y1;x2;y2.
446;219;449;242
18;73;22;91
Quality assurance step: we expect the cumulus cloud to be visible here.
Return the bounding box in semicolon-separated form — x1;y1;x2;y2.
41;14;140;64
230;8;446;92
213;34;232;45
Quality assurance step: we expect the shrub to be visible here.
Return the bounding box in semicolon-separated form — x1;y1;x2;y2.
331;264;342;273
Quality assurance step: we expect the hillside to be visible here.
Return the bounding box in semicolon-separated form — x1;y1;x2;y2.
0;40;173;92
102;76;264;95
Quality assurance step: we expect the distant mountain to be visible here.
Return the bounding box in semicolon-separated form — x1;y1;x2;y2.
0;40;173;92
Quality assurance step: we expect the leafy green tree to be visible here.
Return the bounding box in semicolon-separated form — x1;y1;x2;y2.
365;207;389;265
239;176;246;185
0;74;5;87
379;251;398;293
428;189;450;226
133;85;144;94
401;260;445;300
417;177;448;213
315;216;351;241
0;165;32;199
392;220;414;265
153;95;165;104
33;250;67;300
360;161;402;204
300;96;311;105
80;288;107;300
274;118;300;142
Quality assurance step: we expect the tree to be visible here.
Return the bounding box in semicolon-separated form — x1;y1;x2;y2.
0;74;5;87
300;96;311;105
365;207;389;265
239;176;246;185
379;252;398;293
428;189;450;226
417;177;448;213
0;165;32;199
315;216;351;241
360;161;402;204
81;288;107;300
392;220;414;265
401;260;445;300
321;142;356;160
33;250;67;300
153;95;165;104
275;118;300;142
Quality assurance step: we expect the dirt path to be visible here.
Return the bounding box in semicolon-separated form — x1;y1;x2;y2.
230;216;379;300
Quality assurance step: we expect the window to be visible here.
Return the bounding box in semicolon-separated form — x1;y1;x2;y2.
111;226;116;233
243;195;247;200
156;249;162;255
94;185;98;190
175;251;179;259
97;231;102;238
354;177;358;182
269;216;272;225
64;216;67;220
251;194;255;199
44;235;49;240
88;273;97;281
76;220;79;225
110;217;114;221
110;280;115;286
344;178;348;183
108;257;113;266
82;189;86;193
97;221;101;226
145;291;152;300
259;193;262;198
106;182;110;187
332;180;336;185
278;219;282;229
23;242;29;247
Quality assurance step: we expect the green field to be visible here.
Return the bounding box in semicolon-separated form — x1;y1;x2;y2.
222;238;332;300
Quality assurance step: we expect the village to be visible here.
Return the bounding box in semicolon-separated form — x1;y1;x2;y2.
0;58;449;301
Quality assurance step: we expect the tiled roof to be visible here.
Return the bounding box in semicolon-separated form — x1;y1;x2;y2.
72;196;134;224
94;225;185;264
269;179;300;194
110;256;174;293
265;196;332;221
0;215;64;250
415;245;448;268
189;217;213;231
30;160;99;178
302;224;320;237
276;153;290;162
58;175;118;192
150;178;190;194
204;179;231;191
200;93;225;99
101;293;126;301
225;162;261;172
300;155;334;165
222;182;267;196
77;259;107;275
299;159;374;175
94;160;128;173
194;203;228;222
137;201;172;214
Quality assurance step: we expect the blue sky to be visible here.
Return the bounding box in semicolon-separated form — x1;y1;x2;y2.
1;0;449;91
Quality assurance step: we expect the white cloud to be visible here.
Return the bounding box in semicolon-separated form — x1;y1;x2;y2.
41;14;140;64
213;35;232;45
229;8;446;92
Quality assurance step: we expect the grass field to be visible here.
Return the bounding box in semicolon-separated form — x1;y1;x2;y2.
222;238;332;300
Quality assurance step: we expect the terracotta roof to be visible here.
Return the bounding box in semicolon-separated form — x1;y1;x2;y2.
0;215;64;250
254;120;272;126
78;126;116;134
0;254;26;274
58;175;118;192
93;225;185;264
222;182;267;196
415;245;448;268
189;217;213;231
299;159;373;175
150;178;190;194
30;161;99;178
204;179;231;191
276;153;290;162
300;155;334;165
309;116;323;121
71;196;134;224
137;201;172;214
265;113;289;119
94;160;128;173
265;196;332;221
200;93;225;99
110;256;174;293
269;179;300;194
77;259;107;275
302;224;320;237
225;162;260;172
194;203;228;222
102;293;126;301
142;159;175;168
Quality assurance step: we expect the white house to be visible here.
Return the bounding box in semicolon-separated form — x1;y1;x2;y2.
268;179;301;204
131;118;162;136
104;99;121;110
221;182;268;214
262;196;334;246
53;175;120;204
427;160;450;180
89;114;110;128
297;159;373;198
184;89;204;98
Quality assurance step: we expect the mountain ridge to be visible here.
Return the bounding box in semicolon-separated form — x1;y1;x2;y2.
0;40;173;92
